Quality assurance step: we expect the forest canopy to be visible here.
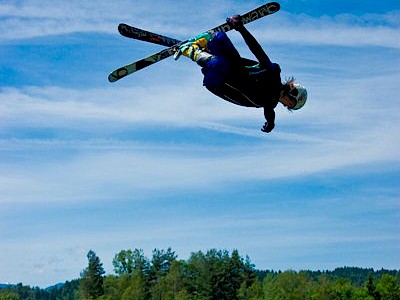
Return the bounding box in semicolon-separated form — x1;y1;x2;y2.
1;248;399;300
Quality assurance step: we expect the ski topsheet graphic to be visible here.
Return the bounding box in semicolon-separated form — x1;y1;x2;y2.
118;24;181;47
108;2;280;82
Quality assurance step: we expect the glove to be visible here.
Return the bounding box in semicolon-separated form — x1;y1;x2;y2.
261;121;274;133
226;14;243;31
174;42;194;60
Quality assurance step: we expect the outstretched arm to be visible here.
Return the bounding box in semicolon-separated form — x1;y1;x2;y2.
262;108;275;133
237;26;273;68
227;15;273;69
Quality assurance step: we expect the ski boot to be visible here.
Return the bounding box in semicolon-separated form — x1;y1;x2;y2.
174;32;214;66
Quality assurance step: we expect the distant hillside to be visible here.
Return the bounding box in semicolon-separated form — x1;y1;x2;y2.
256;266;400;286
44;282;65;291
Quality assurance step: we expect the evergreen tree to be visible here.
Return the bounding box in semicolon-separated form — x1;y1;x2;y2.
184;249;257;300
80;250;105;300
366;274;381;300
149;247;177;282
5;248;400;300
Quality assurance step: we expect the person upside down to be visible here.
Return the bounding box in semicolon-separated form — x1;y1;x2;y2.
174;15;308;134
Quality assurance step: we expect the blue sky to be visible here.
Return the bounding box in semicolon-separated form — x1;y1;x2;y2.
0;0;399;288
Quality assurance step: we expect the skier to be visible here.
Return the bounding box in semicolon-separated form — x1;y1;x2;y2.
174;14;307;133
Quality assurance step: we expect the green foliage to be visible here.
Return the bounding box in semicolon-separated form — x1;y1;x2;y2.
112;249;150;276
180;249;256;300
0;282;80;300
0;290;20;300
3;249;400;300
376;274;400;300
80;250;106;300
264;271;313;300
149;248;177;280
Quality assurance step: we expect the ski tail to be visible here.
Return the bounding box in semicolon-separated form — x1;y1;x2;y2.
108;2;280;82
108;47;178;82
118;24;181;47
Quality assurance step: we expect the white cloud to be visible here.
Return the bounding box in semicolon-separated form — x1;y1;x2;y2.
1;54;399;203
0;85;249;129
1;1;399;49
1;0;399;289
255;11;400;48
0;123;397;204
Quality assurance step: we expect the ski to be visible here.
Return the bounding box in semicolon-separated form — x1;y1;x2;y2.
108;2;280;82
118;23;181;47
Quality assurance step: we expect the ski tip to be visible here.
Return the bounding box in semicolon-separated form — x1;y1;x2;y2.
108;73;120;83
108;66;130;83
272;2;280;10
265;2;280;13
108;75;116;83
117;23;127;34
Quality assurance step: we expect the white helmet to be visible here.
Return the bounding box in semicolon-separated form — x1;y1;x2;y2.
289;83;308;110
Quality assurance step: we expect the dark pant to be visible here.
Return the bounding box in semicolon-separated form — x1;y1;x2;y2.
201;31;242;89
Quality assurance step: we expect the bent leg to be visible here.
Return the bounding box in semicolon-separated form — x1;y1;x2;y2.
201;56;230;89
201;32;243;89
207;31;241;62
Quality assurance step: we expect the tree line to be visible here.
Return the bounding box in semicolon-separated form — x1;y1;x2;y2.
1;248;399;300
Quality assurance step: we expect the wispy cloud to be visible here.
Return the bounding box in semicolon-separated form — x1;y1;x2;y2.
0;0;228;40
1;1;399;49
2;192;398;286
1;1;399;288
0;124;397;204
256;11;400;48
1;45;399;206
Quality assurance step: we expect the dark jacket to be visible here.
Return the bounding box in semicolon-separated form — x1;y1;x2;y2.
206;28;282;128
